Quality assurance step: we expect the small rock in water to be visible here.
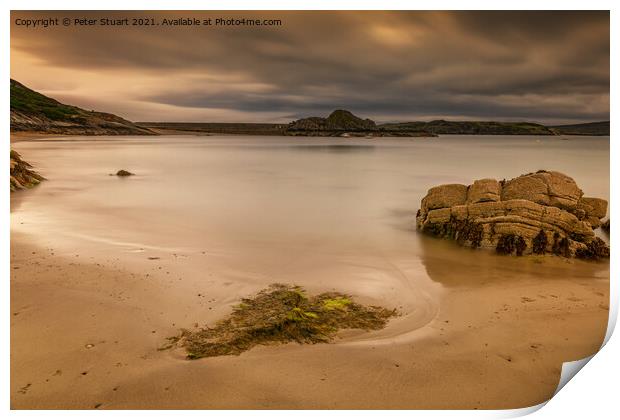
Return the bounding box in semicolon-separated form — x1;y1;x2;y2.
115;169;134;177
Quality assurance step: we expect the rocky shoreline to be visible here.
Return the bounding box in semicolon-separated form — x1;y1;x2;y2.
11;110;155;135
416;171;609;259
10;150;45;192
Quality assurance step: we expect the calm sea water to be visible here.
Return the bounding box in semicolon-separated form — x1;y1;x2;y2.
10;135;610;312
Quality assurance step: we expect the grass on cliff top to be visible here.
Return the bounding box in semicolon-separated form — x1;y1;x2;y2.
163;283;397;359
11;79;80;121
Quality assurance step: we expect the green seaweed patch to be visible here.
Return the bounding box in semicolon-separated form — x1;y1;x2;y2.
164;284;397;359
322;297;352;311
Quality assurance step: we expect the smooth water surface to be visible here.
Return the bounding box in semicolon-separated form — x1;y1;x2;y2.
11;135;610;328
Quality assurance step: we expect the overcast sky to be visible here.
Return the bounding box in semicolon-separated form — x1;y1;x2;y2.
11;11;609;124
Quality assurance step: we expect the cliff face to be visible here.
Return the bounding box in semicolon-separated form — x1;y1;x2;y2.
10;79;154;135
416;171;609;260
10;150;45;192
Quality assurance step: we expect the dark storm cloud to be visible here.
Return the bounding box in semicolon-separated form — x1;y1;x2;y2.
147;86;605;122
10;11;609;123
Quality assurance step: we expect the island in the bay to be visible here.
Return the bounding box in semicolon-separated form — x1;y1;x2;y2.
10;79;609;138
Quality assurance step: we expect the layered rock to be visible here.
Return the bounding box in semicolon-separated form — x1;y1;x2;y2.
416;171;609;259
10;150;45;192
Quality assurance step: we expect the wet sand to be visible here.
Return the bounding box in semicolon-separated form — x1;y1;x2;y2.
11;231;609;409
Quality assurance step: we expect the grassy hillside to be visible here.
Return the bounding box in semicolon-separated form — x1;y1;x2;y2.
11;80;81;121
10;79;154;135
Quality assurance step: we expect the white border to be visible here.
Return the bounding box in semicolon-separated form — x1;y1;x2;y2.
1;0;618;10
2;2;616;419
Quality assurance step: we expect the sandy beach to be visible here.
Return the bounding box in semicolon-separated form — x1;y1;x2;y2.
10;234;609;409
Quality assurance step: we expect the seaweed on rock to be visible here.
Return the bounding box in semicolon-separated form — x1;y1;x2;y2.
496;234;527;256
533;230;548;254
448;217;483;248
575;238;610;260
422;222;446;237
552;233;570;258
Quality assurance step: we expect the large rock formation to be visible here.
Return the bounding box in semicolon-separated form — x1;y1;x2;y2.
10;150;45;192
416;171;609;259
286;110;434;137
287;110;377;134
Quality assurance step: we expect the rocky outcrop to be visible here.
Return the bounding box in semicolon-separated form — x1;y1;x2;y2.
287;110;377;135
286;110;434;137
10;109;155;135
416;171;609;259
10;150;45;192
10;79;155;135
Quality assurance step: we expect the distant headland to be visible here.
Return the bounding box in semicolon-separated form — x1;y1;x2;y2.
10;79;154;135
10;79;609;137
